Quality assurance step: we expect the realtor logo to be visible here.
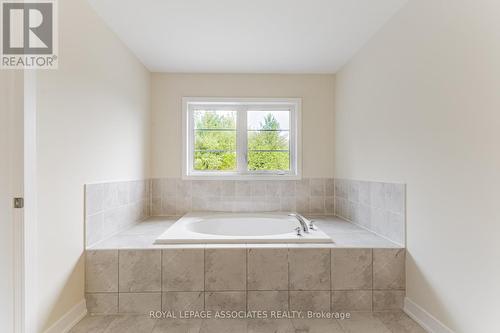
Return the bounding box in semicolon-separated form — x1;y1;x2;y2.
1;0;58;69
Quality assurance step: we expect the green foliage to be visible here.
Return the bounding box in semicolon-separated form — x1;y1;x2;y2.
248;113;289;170
194;111;237;170
194;111;289;171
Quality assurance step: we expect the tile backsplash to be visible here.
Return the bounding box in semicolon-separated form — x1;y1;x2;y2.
150;178;335;217
84;177;406;247
334;179;406;246
85;180;150;247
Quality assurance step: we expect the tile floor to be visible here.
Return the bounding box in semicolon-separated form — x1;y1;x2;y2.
70;312;426;333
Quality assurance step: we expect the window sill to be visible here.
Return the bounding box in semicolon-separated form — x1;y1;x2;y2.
182;173;301;181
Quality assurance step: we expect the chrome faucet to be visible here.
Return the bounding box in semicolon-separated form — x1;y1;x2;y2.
289;213;310;233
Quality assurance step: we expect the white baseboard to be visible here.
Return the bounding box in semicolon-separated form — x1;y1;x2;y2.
404;297;454;333
43;299;87;333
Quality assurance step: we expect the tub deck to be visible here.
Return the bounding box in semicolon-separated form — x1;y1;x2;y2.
85;216;406;316
88;216;402;250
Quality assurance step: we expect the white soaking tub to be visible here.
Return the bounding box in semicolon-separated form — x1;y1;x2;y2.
154;212;333;244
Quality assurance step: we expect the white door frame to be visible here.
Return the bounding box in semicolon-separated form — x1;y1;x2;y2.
19;70;37;333
5;70;38;333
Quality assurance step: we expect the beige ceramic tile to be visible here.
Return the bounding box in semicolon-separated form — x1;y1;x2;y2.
199;319;247;333
289;248;330;290
310;178;325;197
280;197;296;212
385;183;405;214
86;213;104;247
338;312;391;333
325;197;335;215
85;293;118;314
69;315;116;333
151;198;162;216
289;291;330;312
334;179;348;199
247;318;295;333
85;184;104;216
295;179;310;197
86;250;118;292
370;182;386;210
175;196;192;215
373;311;427;333
373;290;405;311
176;179;192;197
119;250;161;292
204;292;246;311
358;181;371;206
325;179;335;197
163;249;204;291
291;319;344;333
247;291;288;311
265;181;281;198
235;181;252;197
118;293;161;314
152;319;202;333
295;196;310;215
205;249;246;291
331;248;372;290
331;290;372;312
310;196;325;215
103;315;157;333
162;292;204;312
373;249;405;289
151;179;164;199
162;198;176;216
247;248;288;290
280;181;295;197
348;180;360;203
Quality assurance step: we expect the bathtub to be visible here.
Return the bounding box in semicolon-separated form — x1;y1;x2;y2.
154;212;333;244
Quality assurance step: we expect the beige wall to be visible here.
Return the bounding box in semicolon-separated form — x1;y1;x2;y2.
334;0;500;332
36;0;151;330
151;73;335;178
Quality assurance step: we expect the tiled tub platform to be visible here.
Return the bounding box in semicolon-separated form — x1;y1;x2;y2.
85;217;405;315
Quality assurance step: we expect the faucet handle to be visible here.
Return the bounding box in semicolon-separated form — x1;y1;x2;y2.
308;220;317;231
295;226;303;236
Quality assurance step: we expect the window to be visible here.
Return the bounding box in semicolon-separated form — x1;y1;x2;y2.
182;98;301;179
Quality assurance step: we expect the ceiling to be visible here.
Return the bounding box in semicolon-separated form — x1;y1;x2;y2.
88;0;408;73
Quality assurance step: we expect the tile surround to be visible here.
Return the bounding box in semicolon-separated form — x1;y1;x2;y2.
85;247;405;314
84;177;407;316
247;248;288;290
289;248;330;291
85;180;150;248
85;177;404;249
334;179;406;246
331;248;372;290
162;249;204;291
150;178;336;217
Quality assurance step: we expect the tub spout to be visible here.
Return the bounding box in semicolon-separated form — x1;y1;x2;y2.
289;213;310;233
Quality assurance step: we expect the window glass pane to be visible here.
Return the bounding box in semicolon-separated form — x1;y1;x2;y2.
247;110;290;171
195;131;236;151
247;110;290;130
248;131;289;151
194;151;236;171
194;110;236;129
248;151;290;171
193;110;237;171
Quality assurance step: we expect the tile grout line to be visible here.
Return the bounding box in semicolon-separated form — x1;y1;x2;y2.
203;248;206;310
371;248;374;311
160;249;163;312
117;250;120;313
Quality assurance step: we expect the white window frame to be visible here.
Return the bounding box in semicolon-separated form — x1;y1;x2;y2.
182;97;302;180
